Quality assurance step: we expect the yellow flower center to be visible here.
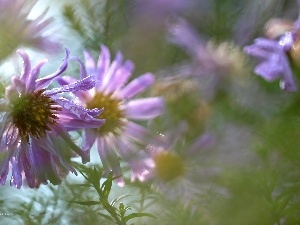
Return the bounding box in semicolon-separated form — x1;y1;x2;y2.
153;151;185;182
86;92;126;135
10;89;60;139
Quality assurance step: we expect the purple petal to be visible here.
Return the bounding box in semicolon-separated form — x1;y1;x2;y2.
83;49;96;77
119;73;154;98
105;60;134;93
252;38;282;51
71;56;88;79
56;76;90;101
116;137;153;182
35;48;70;89
244;45;272;59
101;51;123;91
11;76;26;94
28;138;48;184
82;129;96;151
57;114;105;130
125;121;167;147
44;75;96;96
17;50;31;84
254;61;282;81
20;142;38;188
187;133;215;157
96;45;111;83
55;97;103;120
125;97;164;120
27;59;48;92
10;155;23;188
96;137;124;186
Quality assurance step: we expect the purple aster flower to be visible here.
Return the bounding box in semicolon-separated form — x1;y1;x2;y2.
0;49;104;188
244;38;297;92
145;130;216;207
244;2;300;92
0;0;60;60
58;45;165;186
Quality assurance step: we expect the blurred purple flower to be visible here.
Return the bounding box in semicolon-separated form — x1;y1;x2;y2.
145;131;215;207
0;49;104;188
244;37;297;92
0;0;60;59
166;17;247;100
58;45;165;186
244;2;300;92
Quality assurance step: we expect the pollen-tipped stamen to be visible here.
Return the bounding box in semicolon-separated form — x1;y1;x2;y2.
10;89;61;139
86;92;126;135
153;151;185;182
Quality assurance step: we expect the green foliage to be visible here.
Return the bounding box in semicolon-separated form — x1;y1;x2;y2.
70;163;156;225
62;0;128;51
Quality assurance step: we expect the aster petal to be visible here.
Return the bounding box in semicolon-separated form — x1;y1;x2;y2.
96;45;111;83
10;154;23;188
125;97;164;120
119;73;155;98
44;75;96;96
187;133;215;157
116;137;153;182
101;51;123;92
83;49;96;77
106;60;135;93
55;97;103;120
35;48;70;89
125;121;167;147
27;138;48;184
254;61;282;81
2;123;19;147
96;137;124;186
29;137;62;185
26;58;48;92
35;136;74;174
56;76;91;101
33;16;53;34
70;56;89;79
252;38;282;51
82;129;96;151
17;50;31;83
58;113;105;130
20;143;38;188
11;76;26;94
244;45;272;59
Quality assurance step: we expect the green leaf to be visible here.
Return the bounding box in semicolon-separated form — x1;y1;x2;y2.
111;195;131;206
70;200;101;206
119;202;125;218
101;172;113;197
123;213;157;222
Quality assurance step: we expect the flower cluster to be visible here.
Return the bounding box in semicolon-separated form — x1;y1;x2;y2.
0;44;165;188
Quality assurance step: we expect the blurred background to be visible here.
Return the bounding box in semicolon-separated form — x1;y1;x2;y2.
1;0;300;224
